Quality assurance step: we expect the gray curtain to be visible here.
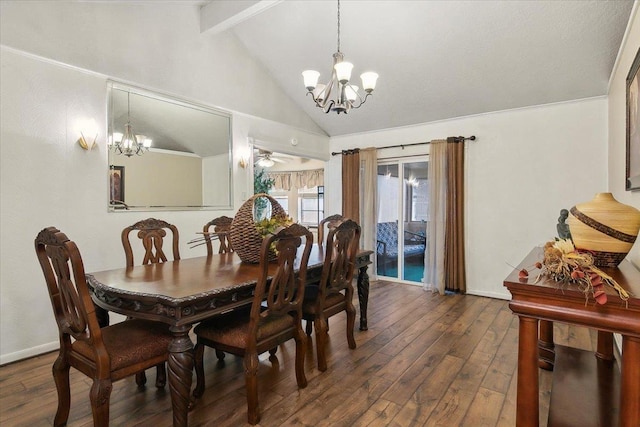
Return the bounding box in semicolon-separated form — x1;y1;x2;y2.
423;138;467;294
424;140;447;294
359;148;377;257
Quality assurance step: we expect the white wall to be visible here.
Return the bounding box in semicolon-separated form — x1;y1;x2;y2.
328;98;608;299
0;1;323;134
608;2;640;268
0;2;329;364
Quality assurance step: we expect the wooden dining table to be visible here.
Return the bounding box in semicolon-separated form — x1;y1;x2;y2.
86;245;372;427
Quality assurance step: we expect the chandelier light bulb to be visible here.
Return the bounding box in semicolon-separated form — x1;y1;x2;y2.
334;61;353;83
109;132;123;147
345;85;359;102
302;70;320;90
360;72;379;92
257;157;275;168
313;83;327;102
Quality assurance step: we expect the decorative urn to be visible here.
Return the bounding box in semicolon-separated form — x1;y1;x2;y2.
567;192;640;267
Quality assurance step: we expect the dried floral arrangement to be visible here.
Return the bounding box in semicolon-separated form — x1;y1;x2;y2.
255;214;294;253
519;239;630;305
255;214;294;237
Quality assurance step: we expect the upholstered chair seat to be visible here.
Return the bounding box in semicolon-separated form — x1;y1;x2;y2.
302;292;345;317
194;312;294;350
72;319;172;373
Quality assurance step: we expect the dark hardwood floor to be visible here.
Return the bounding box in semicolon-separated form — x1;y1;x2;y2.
0;280;599;426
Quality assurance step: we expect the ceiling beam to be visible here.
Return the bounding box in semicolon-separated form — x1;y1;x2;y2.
200;0;283;35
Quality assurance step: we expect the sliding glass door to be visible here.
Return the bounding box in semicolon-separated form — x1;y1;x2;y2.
376;159;428;283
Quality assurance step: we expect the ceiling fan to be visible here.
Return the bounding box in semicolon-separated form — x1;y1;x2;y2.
254;149;287;168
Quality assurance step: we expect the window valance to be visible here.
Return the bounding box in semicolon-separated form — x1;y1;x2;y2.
267;169;324;191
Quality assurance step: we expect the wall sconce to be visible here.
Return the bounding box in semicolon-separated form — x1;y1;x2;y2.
238;148;251;169
77;118;98;150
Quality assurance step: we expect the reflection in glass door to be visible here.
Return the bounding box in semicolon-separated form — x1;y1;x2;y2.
376;159;428;283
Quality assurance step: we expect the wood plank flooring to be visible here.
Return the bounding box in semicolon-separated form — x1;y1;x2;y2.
0;280;600;426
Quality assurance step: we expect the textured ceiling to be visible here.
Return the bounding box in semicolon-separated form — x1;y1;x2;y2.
226;0;634;137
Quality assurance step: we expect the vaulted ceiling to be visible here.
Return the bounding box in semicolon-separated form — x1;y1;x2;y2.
202;0;634;137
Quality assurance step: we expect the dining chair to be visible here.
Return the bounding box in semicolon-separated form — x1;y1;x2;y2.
121;217;180;267
306;214;347;335
121;217;179;387
35;227;173;427
203;215;233;256
192;223;313;425
317;213;346;246
302;219;361;372
203;215;235;362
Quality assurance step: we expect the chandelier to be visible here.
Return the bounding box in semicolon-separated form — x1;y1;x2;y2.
302;0;378;114
109;92;151;157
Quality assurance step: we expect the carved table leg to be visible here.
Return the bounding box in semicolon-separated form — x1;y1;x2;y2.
168;325;194;427
620;336;640;426
538;320;555;370
517;316;539;427
357;265;370;331
95;304;109;328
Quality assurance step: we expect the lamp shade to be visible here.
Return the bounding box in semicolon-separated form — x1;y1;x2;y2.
361;72;378;92
313;83;327;102
334;61;353;83
257;157;275;168
302;70;320;90
109;132;123;147
345;85;359;102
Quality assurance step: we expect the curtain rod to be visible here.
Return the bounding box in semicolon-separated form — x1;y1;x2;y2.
264;168;323;174
330;135;476;156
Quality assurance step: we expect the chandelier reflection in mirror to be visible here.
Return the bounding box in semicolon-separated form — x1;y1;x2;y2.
302;0;378;114
108;91;152;157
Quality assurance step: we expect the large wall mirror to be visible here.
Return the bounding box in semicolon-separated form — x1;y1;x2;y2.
107;81;233;211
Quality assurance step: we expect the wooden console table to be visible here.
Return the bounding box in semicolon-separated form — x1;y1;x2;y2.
504;247;640;427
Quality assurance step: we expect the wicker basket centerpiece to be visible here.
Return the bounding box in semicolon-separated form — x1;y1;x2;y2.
229;193;291;263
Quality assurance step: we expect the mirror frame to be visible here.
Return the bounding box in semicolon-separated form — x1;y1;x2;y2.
107;81;234;212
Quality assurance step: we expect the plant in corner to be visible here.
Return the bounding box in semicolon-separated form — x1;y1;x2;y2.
253;169;275;220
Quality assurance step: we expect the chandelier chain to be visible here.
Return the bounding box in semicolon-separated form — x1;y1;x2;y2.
337;0;341;52
302;0;377;114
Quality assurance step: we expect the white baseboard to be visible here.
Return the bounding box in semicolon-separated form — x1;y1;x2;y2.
1;341;59;366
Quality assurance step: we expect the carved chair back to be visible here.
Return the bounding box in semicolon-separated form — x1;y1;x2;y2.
248;223;313;346
35;226;106;358
121;218;180;267
319;219;361;307
203;215;233;256
318;214;346;246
